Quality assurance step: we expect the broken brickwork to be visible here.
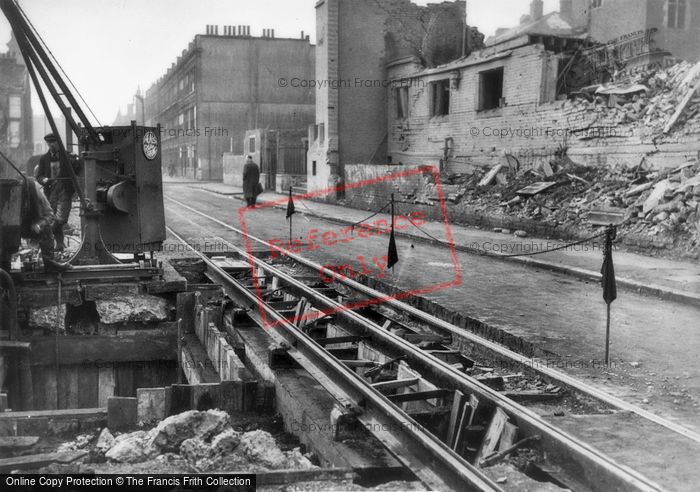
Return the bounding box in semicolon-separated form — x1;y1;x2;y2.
307;0;470;194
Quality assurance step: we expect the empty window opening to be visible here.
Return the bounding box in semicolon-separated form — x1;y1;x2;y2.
479;67;504;111
430;80;450;116
396;87;409;118
668;0;687;28
312;160;317;176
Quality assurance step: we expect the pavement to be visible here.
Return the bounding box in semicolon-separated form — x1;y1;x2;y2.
171;179;700;308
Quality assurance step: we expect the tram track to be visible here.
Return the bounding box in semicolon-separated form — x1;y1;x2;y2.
161;194;700;491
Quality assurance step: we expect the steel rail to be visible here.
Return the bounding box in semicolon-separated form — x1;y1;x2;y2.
164;198;664;491
165;194;700;445
167;226;501;492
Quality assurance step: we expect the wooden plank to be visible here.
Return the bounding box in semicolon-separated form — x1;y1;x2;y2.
254;468;356;486
0;436;39;450
181;334;220;384
446;390;465;448
0;450;87;472
502;390;564;403
372;378;419;392
516;181;557;196
18;353;34;410
476;407;509;465
98;366;116;407
387;389;451;403
115;364;135;397
78;366;99;408
0;340;31;350
339;360;377;368
176;292;196;334
29;324;179;366
499;422;518;452
664;80;700;133
403;333;450;344
32;366;56;410
57;367;79;410
454;395;479;453
315;335;365;346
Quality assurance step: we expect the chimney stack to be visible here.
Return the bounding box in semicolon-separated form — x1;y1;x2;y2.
530;0;543;21
559;0;572;20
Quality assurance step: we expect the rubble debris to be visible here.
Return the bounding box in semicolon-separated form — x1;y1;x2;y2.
479;164;506;187
148;409;230;452
27;305;66;332
567;59;700;137
95;294;169;324
436;149;700;258
95;428;115;453
97;410;315;473
105;431;152;463
516;182;558;197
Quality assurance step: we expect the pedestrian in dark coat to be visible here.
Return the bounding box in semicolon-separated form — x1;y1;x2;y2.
242;155;261;207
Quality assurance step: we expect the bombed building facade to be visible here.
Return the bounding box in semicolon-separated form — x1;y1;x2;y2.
306;0;700;191
144;27;315;181
306;0;474;194
0;33;32;178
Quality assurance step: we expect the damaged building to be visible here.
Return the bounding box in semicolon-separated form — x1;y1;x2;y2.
308;0;700;194
306;0;474;194
0;33;32;177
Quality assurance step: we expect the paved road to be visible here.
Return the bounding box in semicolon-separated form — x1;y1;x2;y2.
163;184;700;430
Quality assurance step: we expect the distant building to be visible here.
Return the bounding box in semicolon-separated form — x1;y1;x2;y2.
307;0;469;194
144;25;315;181
112;92;140;127
578;0;700;64
492;0;699;64
0;32;32;177
32;113;67;155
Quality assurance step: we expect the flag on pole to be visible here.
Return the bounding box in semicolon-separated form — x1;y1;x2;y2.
387;194;399;269
601;227;617;304
286;188;295;219
387;226;399;270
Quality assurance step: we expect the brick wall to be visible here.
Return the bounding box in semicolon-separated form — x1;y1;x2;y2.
388;44;572;173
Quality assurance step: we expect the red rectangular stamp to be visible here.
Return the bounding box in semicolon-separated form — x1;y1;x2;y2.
238;165;461;329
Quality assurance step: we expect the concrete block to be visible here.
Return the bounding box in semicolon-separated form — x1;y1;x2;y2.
136;387;166;425
107;397;137;431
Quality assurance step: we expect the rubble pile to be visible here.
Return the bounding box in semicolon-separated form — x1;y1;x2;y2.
438;154;700;257
565;59;700;137
94;410;315;472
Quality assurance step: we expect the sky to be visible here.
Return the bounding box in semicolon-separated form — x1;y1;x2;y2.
0;0;560;124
